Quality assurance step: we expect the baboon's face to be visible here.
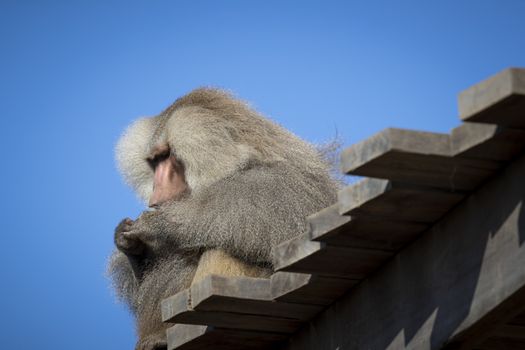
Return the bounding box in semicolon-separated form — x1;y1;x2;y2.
146;144;188;208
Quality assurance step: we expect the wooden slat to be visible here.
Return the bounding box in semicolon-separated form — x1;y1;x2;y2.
341;128;452;168
340;128;500;191
270;272;358;306
272;234;319;273
458;67;525;128
162;287;302;333
338;178;465;223
306;204;351;242
189;275;322;320
166;324;287;350
450;122;525;161
161;275;324;335
273;234;391;279
307;204;426;251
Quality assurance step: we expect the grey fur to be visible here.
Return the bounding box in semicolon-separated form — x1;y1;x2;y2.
108;88;338;349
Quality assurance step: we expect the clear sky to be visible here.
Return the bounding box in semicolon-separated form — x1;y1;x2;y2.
0;1;524;349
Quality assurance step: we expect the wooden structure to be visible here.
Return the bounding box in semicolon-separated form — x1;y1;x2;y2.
161;68;525;349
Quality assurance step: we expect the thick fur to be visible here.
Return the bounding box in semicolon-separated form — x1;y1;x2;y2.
108;88;338;349
192;250;270;285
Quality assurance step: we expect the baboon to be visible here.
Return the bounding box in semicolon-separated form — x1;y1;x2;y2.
108;88;338;350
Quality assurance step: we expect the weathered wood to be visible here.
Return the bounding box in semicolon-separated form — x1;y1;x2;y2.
189;275;271;314
189;275;322;320
161;275;325;336
340;128;500;190
450;122;525;161
270;272;358;306
272;234;320;273
341;128;451;169
281;153;525;350
338;178;465;223
162;286;302;333
274;233;392;278
162;289;192;324
166;324;288;350
459;67;525;128
307;204;351;242
308;204;426;251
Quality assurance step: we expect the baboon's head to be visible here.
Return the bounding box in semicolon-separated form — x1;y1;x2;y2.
116;88;327;206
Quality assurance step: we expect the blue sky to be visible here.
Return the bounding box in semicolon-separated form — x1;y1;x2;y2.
0;1;524;349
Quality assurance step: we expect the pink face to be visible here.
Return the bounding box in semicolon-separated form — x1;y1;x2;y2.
147;145;188;208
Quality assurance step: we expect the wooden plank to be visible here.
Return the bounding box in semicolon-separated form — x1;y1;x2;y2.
459;67;525;128
338;178;465;223
189;275;271;313
340;128;500;190
281;153;525;350
189;275;322;320
166;324;287;350
273;233;392;279
307;204;352;242
162;287;302;333
272;234;320;273
341;128;452;169
308;204;426;251
162;289;192;324
270;272;358;306
450;122;525;162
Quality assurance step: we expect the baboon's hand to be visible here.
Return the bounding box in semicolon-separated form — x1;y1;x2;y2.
114;211;166;256
114;218;146;256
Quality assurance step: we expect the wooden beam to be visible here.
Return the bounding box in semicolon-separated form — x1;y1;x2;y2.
281;153;525;350
188;275;322;320
166;324;288;350
338;178;465;223
161;275;322;334
458;67;525;128
162;287;302;333
450;123;525;162
270;272;358;306
308;204;426;251
273;233;391;279
340;128;500;191
272;234;321;273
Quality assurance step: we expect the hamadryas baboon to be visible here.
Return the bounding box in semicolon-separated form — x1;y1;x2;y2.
108;88;338;350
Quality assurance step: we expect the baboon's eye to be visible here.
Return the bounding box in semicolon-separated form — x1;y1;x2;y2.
147;146;171;169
